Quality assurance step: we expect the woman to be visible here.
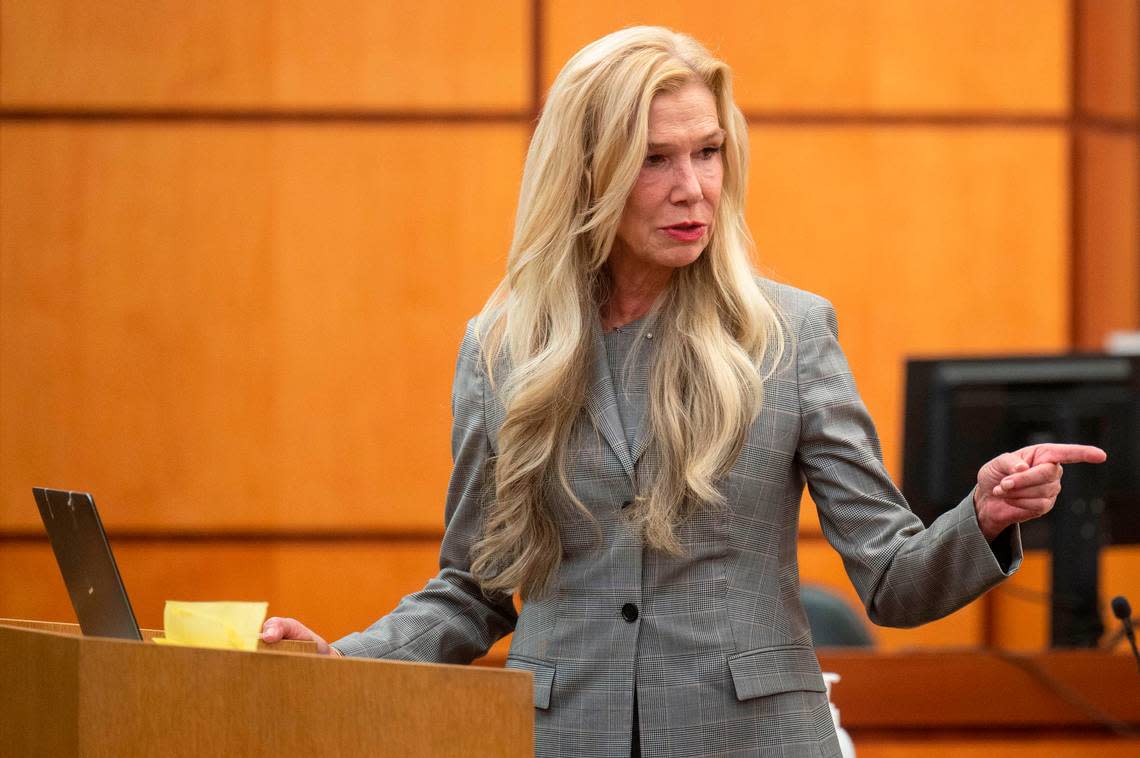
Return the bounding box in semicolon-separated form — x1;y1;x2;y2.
262;27;1105;757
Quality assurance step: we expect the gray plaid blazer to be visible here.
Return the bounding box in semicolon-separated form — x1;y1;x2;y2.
334;281;1022;757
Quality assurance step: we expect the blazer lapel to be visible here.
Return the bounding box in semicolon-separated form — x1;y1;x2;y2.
584;320;636;482
629;411;652;469
626;317;657;470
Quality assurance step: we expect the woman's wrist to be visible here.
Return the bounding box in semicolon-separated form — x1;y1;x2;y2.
972;485;1003;543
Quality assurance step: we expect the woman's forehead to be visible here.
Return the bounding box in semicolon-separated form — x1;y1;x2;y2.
647;83;722;145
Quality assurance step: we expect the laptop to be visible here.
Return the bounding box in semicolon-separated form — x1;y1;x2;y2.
32;487;143;640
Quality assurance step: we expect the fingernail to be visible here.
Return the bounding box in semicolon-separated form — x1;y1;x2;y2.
992;485;1003;496
1002;478;1015;489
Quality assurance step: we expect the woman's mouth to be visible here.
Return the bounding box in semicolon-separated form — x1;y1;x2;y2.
662;222;706;242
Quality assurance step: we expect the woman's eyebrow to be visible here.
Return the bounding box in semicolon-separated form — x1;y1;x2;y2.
646;129;726;152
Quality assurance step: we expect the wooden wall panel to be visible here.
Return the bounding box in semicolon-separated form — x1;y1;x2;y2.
0;542;73;624
0;1;530;111
0;123;525;531
544;0;1068;114
1077;0;1140;119
1074;131;1140;349
749;126;1070;484
0;538;443;642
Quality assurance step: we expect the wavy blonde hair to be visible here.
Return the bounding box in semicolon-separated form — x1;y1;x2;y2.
470;27;785;599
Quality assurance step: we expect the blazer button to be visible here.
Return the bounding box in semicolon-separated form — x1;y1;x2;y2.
621;603;639;623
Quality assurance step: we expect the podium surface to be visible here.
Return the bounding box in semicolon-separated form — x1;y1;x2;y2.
1;619;532;757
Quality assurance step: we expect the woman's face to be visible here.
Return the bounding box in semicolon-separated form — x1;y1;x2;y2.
610;81;724;278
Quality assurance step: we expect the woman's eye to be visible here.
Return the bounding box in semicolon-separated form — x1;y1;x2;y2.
644;154;666;166
700;146;722;159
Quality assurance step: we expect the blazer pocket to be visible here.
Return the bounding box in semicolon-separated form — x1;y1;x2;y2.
505;654;556;709
726;644;826;701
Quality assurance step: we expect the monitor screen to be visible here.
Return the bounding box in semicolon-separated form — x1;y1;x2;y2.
902;354;1140;549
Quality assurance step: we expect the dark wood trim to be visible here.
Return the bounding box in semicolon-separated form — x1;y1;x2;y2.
0;108;531;125
742;111;1068;128
1069;0;1082;348
529;0;544;123
0;529;443;544
2;107;1130;132
0;108;1113;129
1076;115;1140;134
0;528;832;544
1133;1;1140;329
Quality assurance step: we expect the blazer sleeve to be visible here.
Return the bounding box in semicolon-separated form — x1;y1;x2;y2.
331;320;518;660
795;299;1023;628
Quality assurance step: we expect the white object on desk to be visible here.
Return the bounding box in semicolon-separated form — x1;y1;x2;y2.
823;671;856;758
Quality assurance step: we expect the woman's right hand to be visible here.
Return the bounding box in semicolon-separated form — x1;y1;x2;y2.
260;616;342;656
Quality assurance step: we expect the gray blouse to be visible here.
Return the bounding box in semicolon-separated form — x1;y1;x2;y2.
601;313;657;457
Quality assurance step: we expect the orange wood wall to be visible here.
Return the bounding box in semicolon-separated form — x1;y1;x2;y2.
2;0;1138;660
1074;0;1140;349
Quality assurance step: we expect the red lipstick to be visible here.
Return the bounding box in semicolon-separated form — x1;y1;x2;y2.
663;222;706;242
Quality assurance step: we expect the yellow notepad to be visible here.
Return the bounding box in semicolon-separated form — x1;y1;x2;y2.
153;601;268;651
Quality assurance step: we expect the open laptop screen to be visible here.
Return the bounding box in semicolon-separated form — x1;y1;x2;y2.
33;488;142;641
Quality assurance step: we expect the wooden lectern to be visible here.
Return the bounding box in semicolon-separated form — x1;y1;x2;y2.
0;619;533;757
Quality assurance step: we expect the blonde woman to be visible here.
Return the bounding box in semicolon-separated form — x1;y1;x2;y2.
263;27;1105;757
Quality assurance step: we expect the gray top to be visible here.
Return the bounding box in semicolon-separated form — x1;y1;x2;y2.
601;313;657;457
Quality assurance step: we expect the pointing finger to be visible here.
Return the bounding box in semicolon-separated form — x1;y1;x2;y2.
1019;444;1107;466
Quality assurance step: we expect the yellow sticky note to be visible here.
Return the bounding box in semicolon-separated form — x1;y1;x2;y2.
156;601;268;651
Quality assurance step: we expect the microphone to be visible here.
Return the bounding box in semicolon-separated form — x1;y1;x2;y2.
1110;596;1139;674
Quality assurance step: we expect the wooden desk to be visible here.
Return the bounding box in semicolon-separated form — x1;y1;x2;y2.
1;618;532;757
817;649;1140;757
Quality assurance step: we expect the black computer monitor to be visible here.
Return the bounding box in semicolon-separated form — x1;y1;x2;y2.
901;354;1140;647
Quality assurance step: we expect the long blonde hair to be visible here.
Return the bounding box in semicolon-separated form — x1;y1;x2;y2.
470;27;785;599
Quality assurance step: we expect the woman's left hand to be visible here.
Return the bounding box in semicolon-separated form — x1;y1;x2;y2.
974;443;1108;541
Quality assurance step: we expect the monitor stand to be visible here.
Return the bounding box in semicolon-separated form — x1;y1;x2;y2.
1049;411;1107;648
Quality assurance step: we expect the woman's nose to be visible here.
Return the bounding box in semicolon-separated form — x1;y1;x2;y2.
670;159;703;204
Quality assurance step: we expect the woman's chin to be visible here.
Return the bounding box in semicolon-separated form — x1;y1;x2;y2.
661;244;705;269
